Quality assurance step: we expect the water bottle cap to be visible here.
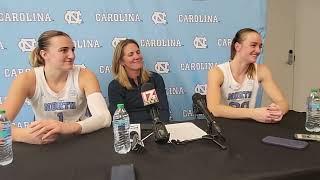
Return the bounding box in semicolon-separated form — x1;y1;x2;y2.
117;104;125;109
0;109;5;114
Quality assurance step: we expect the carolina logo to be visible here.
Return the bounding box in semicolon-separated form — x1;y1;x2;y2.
193;37;207;49
180;62;216;71
4;68;31;78
64;11;82;24
0;41;4;50
178;14;219;23
194;84;207;95
0;12;53;22
217;38;232;47
73;40;101;48
166;87;185;95
99;65;112;74
140;39;182;47
152;12;167;24
112;37;127;48
95;13;141;22
18;38;36;52
154;61;170;74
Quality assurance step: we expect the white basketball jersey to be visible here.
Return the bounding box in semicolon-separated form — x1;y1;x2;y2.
217;61;259;108
28;66;88;122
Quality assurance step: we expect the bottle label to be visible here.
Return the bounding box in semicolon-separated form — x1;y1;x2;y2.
311;102;320;110
0;122;11;139
0;129;10;138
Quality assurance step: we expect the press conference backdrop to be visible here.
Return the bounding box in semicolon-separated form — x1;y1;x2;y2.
0;0;266;127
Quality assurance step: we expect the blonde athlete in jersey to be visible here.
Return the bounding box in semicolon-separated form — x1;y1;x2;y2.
207;28;288;123
0;30;111;144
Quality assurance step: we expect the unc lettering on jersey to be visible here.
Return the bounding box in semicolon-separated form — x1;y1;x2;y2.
180;62;216;71
154;61;170;74
217;38;232;47
0;12;52;22
99;65;112;74
95;13;141;22
140;39;182;47
178;14;219;23
73;39;101;48
193;37;207;49
152;12;167;24
65;11;82;24
4;68;31;78
227;91;252;100
194;84;207;95
18;38;36;52
112;37;127;48
44;101;76;111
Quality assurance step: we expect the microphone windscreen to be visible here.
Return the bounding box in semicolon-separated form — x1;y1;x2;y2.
192;93;203;103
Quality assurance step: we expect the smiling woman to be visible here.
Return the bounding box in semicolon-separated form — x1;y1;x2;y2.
206;28;288;123
108;39;170;123
1;30;111;145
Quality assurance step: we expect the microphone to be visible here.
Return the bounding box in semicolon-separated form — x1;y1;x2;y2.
192;93;222;136
141;82;170;144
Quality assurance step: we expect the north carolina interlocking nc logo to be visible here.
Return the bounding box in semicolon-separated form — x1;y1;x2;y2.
194;84;207;95
64;11;82;24
18;38;36;52
154;61;170;74
111;37;127;48
193;37;207;49
152;12;167;24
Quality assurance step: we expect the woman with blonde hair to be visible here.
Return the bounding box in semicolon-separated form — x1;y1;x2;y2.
1;30;111;144
207;28;288;123
108;39;170;123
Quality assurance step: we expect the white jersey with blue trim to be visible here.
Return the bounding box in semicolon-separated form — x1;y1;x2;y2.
28;66;88;122
217;61;259;108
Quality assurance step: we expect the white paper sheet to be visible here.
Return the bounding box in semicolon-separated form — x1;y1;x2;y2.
165;122;207;142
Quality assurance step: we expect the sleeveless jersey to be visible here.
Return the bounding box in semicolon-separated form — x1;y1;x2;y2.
28;66;87;122
217;61;259;108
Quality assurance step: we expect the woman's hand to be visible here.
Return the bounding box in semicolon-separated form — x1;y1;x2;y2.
29;120;64;140
252;107;277;123
252;103;284;123
267;103;284;121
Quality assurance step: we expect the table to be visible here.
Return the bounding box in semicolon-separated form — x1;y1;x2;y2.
1;110;320;180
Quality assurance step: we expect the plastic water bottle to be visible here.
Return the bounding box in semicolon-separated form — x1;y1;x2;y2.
113;104;131;154
305;88;320;132
0;110;13;166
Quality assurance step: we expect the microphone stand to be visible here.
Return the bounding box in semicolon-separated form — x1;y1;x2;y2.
201;112;227;150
